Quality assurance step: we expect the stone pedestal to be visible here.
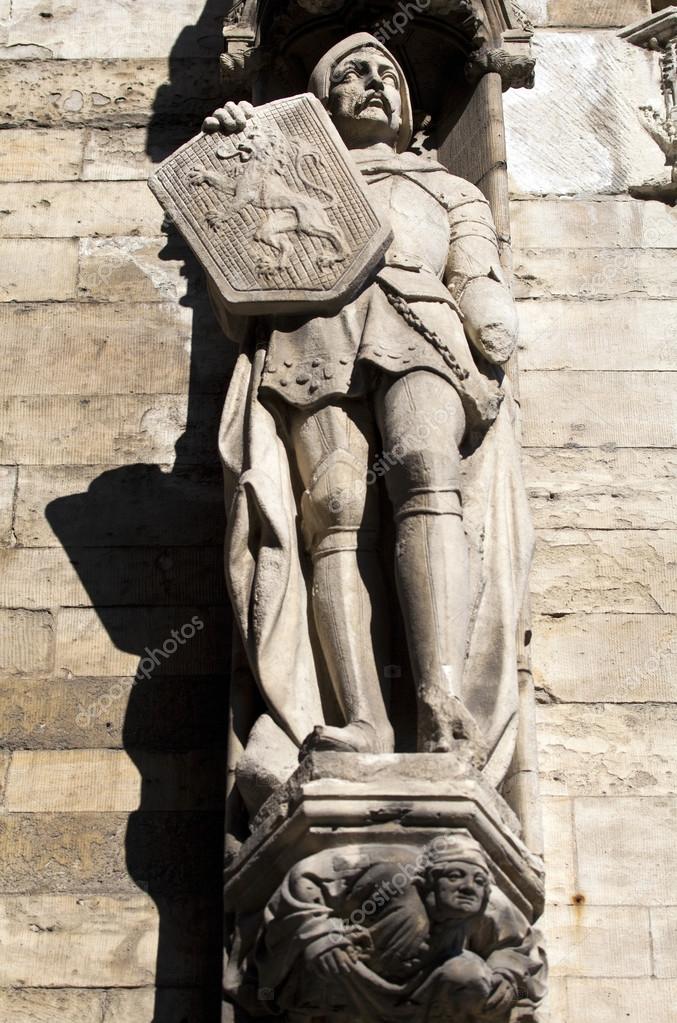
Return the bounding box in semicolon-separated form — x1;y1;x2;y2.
223;756;546;1023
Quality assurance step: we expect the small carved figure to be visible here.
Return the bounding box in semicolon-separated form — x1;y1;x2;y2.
228;834;546;1022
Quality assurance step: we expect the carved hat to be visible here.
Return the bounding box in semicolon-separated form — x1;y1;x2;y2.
424;833;494;879
308;32;414;152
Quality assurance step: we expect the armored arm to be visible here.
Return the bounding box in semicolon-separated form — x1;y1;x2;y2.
444;182;519;366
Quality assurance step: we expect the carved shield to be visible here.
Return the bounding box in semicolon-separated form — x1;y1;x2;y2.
149;94;393;315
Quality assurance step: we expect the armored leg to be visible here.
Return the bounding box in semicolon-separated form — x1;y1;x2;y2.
288;400;394;754
376;371;485;759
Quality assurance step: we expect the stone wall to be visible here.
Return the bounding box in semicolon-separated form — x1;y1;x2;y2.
506;2;677;1021
0;1;675;1021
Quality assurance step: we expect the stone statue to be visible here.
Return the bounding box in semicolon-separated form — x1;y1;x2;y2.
227;832;546;1022
201;32;534;808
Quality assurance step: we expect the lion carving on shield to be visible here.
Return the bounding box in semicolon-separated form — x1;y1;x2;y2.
188;124;349;277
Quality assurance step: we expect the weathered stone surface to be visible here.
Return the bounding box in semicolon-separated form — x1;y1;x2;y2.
544;903;651;977
0;59;222;128
532;613;677;703
4;749;224;812
0;675;227;751
532;529;677;614
522;372;677;447
504;32;664;195
54;606;229;677
566;978;677;1023
523;448;677;529
82;127;190;181
0;988;103;1022
0;181;162;237
0;609;53;674
514;249;677;299
512;199;677;250
575;797;677;906
545;1;651;27
0;546;226;609
0;465;16;545
0;751;9;807
0;812;224;894
542;797;576;905
77;237;198;303
0;395;219;465
1;0;223;59
0;239;77;302
537;705;677;797
14;464;224;547
0;893;216;986
518;300;677;371
651;908;677;978
0;128;83;181
0;303;228;396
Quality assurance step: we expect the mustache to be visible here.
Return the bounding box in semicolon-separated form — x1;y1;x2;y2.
356;91;393;116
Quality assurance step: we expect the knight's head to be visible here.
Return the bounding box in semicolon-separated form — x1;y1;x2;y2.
309;34;413;152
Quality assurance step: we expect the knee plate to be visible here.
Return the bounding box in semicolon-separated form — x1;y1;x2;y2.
301;450;378;557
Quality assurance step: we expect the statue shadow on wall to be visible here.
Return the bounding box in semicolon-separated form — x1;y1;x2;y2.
46;2;232;1020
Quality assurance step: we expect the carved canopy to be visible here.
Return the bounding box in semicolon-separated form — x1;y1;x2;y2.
221;0;534;108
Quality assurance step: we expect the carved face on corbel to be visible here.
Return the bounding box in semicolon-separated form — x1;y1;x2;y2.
328;45;403;147
426;860;491;921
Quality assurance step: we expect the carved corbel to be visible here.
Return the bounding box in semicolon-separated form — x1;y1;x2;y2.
465;45;536;90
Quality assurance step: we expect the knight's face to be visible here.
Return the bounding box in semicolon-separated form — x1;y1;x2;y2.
431;862;489;921
328;47;402;147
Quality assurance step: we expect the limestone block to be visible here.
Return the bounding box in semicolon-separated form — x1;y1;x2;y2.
504;32;664;195
0;988;104;1022
521;371;677;447
544;976;568;1023
53;606;228;677
567;979;677;1023
512;199;677;250
14;465;224;547
514;249;677;299
0;181;162;237
0;546;226;609
77;237;199;303
0;238;77;301
0;128;83;180
518;299;677;371
104;989;214;1022
532;613;677;702
537;705;677;797
546;1;651;27
82;127;190;180
0;465;16;545
0;59;222;128
2;0;222;59
0;394;219;465
651;908;677;978
0;811;223;895
544;903;652;977
575;798;677;907
0;302;228;396
542;797;576;905
0;893;214;986
0;609;53;674
0;675;227;751
531;529;677;614
4;749;223;812
524;448;677;529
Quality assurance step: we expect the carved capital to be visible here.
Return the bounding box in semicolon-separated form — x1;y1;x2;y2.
466;45;536;90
